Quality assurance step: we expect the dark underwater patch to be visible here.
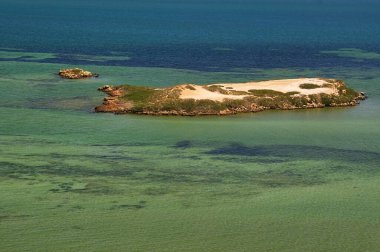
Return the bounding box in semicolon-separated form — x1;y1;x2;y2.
27;96;96;111
91;142;152;147
0;214;32;221
206;143;270;156
71;226;84;230
205;143;380;166
144;172;223;184
23;152;141;162
2;142;379;191
4;44;380;71
187;155;202;160
212;156;286;164
0;161;136;178
174;140;192;149
48;181;119;195
143;187;170;196
357;76;374;80
109;201;146;210
49;182;74;193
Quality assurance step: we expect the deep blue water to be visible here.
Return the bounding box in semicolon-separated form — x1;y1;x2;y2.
2;0;380;70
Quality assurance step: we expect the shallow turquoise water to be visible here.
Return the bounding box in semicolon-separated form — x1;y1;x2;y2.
1;60;379;171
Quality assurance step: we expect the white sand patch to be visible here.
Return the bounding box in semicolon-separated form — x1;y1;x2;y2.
180;85;247;101
179;78;336;101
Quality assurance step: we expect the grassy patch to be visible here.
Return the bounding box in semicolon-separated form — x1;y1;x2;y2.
320;94;333;106
204;85;248;95
322;83;333;88
185;85;196;90
223;99;246;109
243;93;308;109
229;90;250;95
299;83;321;89
157;98;248;114
188;99;226;112
121;85;159;103
109;201;146;210
286;91;300;95
248;89;285;96
204;85;225;93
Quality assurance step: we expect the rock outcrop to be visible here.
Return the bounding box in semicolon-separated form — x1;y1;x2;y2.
95;85;131;113
58;68;99;79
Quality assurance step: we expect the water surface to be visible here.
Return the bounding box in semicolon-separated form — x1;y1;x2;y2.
1;1;380;251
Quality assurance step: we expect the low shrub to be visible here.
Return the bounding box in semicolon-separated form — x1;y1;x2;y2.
121;85;158;103
286;91;300;95
185;85;196;90
299;83;321;89
322;83;333;88
204;85;225;93
204;85;248;95
320;94;333;106
248;89;285;96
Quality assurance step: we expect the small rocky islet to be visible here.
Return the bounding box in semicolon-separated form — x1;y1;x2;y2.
58;68;99;79
94;78;367;116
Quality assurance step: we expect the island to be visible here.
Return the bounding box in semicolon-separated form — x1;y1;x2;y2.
58;68;99;79
95;78;366;116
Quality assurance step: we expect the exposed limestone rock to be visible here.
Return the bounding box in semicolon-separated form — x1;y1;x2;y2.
58;68;99;79
95;85;131;113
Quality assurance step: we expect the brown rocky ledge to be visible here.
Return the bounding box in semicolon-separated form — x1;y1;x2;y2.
94;78;367;116
58;68;99;79
95;85;131;113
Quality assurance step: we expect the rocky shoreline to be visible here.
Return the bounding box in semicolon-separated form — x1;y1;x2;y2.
95;85;132;113
94;79;367;116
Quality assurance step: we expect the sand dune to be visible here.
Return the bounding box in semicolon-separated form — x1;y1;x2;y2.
180;78;336;101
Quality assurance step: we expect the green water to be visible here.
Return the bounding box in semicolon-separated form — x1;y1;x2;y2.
1;58;380;251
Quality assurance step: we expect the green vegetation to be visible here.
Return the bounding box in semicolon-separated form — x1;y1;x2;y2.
248;89;285;96
205;85;225;93
322;83;333;88
69;69;83;74
307;86;359;107
286;91;301;95
332;86;359;104
121;85;161;103
320;94;333;106
248;89;301;97
159;99;226;113
299;83;321;89
204;85;249;95
116;81;361;114
185;85;196;90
